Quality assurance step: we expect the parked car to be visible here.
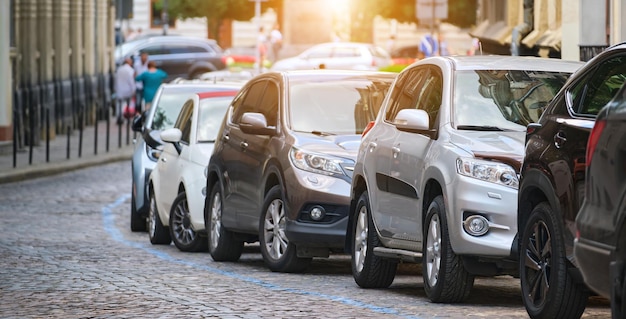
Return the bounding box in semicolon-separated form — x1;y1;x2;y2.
130;80;248;232
574;82;626;318
148;90;237;251
270;42;392;71
390;45;419;65
347;55;582;303
519;42;626;318
114;36;227;82
204;70;396;272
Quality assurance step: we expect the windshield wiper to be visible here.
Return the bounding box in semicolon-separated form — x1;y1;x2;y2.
457;125;505;131
311;130;336;136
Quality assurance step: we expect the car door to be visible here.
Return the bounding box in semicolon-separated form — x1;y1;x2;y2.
220;79;271;231
389;66;442;244
366;67;429;240
157;98;195;217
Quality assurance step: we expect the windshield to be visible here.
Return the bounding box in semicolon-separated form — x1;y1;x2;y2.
454;70;572;131
288;79;392;135
197;97;232;142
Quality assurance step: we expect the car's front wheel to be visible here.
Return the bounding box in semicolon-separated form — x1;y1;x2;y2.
169;192;208;252
351;191;397;288
148;190;171;245
259;185;311;273
520;201;588;319
423;195;474;303
207;182;243;261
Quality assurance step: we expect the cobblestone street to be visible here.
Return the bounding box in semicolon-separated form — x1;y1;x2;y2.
0;162;611;318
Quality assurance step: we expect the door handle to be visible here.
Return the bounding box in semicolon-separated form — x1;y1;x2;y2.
223;134;230;142
240;141;249;149
367;142;377;152
161;157;167;162
392;146;400;158
554;131;567;148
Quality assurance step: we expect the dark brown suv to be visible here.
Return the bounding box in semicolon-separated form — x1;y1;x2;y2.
204;70;395;273
518;42;626;319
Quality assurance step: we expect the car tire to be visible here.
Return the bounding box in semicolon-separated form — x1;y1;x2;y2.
259;185;311;273
148;190;171;245
207;182;243;261
520;201;588;319
423;195;474;303
351;191;398;288
130;189;147;232
169;192;208;252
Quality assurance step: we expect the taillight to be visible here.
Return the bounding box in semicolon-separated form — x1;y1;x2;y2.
586;119;606;167
362;121;375;138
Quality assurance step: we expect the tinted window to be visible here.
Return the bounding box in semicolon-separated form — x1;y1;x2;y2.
415;68;443;129
259;82;279;127
140;45;165;56
569;55;626;116
454;69;572;130
165;44;208;54
385;67;430;122
306;47;332;59
333;47;360;58
232;81;267;124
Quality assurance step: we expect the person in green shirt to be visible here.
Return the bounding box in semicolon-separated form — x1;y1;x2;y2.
135;61;168;111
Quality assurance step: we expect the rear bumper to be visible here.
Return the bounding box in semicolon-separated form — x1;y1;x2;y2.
574;237;612;298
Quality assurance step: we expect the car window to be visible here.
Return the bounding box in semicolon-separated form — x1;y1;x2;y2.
455;70;572;129
259;81;279;127
174;99;195;144
384;67;430;122
333;46;360;58
197;97;232;142
165;44;208;54
289;78;393;134
232;80;267;124
569;55;626;116
139;45;165;56
306;47;332;59
150;92;195;131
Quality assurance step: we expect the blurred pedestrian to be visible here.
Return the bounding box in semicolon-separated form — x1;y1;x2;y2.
438;33;450;56
134;52;149;113
419;32;438;58
115;57;136;125
387;34;396;54
269;23;283;63
258;26;268;67
135;61;167;111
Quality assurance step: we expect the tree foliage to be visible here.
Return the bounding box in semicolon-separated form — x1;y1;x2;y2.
353;0;476;28
160;0;282;43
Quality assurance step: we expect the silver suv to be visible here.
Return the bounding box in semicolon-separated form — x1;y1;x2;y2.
347;56;583;302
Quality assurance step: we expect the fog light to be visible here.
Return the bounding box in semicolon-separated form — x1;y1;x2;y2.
310;206;325;221
463;215;489;236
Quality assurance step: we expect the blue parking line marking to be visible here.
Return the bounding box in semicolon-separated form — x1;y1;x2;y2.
102;194;422;319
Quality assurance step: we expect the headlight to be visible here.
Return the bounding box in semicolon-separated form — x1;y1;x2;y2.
456;157;519;189
289;147;352;177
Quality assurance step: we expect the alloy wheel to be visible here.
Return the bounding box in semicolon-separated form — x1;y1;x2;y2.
209;191;222;251
262;199;288;260
353;205;368;273
425;214;442;287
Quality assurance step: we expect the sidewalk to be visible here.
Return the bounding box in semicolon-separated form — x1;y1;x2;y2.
0;115;136;184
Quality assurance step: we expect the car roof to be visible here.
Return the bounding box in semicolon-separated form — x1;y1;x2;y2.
267;69;397;80
421;55;585;72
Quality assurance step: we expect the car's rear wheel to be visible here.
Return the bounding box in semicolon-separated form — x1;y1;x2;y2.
130;189;147;232
351;191;397;288
520;201;588;319
259;185;311;273
207;182;243;261
148;190;171;245
423;195;474;303
169;192;208;252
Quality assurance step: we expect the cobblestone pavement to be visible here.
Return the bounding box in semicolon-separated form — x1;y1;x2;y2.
0;161;611;318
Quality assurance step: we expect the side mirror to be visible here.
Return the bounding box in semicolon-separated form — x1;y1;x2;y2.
144;129;163;149
394;109;437;139
131;114;144;132
160;128;183;154
240;112;276;136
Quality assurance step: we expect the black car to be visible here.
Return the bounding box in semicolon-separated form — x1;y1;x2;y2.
518;42;626;319
574;82;626;318
115;35;227;82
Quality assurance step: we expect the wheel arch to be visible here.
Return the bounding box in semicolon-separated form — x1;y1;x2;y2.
518;169;561;231
421;178;443;227
345;173;368;253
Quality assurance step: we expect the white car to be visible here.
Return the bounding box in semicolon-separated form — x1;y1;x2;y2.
270;42;392;71
148;90;238;252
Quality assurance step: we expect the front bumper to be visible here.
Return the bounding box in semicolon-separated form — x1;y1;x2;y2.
282;167;351;249
447;175;518;257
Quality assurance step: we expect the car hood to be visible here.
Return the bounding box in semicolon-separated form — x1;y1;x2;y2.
449;130;525;172
292;133;361;160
